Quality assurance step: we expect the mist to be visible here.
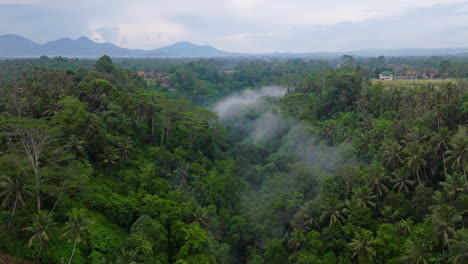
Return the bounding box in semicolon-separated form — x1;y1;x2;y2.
212;85;354;242
213;86;287;121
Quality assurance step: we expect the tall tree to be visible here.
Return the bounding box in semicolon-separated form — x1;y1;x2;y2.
62;208;92;264
431;205;462;249
348;229;376;264
24;211;55;258
1;118;57;212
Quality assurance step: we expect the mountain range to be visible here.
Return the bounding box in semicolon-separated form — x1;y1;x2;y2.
1;34;468;58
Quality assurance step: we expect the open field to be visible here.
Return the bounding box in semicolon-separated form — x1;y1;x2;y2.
371;78;464;89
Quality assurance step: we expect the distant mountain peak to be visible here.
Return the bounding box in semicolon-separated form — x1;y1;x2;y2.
76;36;93;43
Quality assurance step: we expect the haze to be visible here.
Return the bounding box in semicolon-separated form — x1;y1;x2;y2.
0;0;467;53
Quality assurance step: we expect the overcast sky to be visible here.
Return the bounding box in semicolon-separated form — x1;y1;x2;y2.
1;0;467;53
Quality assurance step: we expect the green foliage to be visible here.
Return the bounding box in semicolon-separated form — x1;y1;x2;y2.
0;56;466;264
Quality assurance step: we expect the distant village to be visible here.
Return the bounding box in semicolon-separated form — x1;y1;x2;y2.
379;64;442;80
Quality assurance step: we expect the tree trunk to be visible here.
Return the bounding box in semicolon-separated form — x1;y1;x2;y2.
68;237;78;264
416;169;421;185
34;167;41;212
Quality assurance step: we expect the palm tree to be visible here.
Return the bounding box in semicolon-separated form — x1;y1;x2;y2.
114;248;138;264
380;205;400;222
401;240;429;264
391;169;414;194
431;128;451;175
368;167;390;199
62;208;92;264
287;229;306;251
440;173;468;201
24;211;55;258
192;206;209;226
0;175;32;215
395;219;413;236
99;147;120;169
431;205;462;249
291;201;321;231
404;144;428;185
117;137;133;161
449;228;468;264
348;229;376;264
320;199;346;228
445;139;467;180
432;189;453;207
64;136;86;157
382;141;403;170
440;83;458;104
352;186;377;208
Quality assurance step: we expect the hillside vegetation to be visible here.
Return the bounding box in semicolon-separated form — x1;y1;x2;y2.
0;55;467;264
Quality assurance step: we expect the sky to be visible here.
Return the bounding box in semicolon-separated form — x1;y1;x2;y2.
0;0;467;53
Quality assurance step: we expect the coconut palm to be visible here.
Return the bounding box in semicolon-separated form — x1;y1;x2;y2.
395;219;413;236
449;228;468;264
440;173;468;201
99;147;120;169
117;137;133;161
0;175;32;215
391;169;414;194
401;240;429;264
64;136;86;157
440;83;458;104
404;144;428;185
445;139;467;180
114;248;139;264
193;206;209;226
380;205;400;222
348;229;376;264
352;186;377;208
382;141;403;170
62;208;92;264
291;201;320;231
287;229;306;251
24;211;55;257
320;198;346;228
433;189;453;208
368;167;390;199
431;205;462;248
431;128;452;175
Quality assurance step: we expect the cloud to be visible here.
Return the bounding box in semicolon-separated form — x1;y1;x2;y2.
0;0;38;4
0;0;467;52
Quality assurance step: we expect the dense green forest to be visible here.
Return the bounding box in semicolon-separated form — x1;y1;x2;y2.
0;55;467;264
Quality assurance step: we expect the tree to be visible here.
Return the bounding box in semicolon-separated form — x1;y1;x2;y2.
431;205;462;248
382;141;403;170
287;229;306;251
401;240;429;264
440;173;467;201
404;144;428;185
431;128;452;175
62;208;92;264
348;229;376;264
445;136;467;179
0;175;31;215
320;198;346;228
94;55;115;74
352;186;377;208
290;201;320;231
449;228;468;264
114;248;139;264
368;167;390;199
1;118;57;212
391;169;414;194
24;211;55;258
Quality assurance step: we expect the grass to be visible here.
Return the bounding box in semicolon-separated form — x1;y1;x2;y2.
371;78;461;89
